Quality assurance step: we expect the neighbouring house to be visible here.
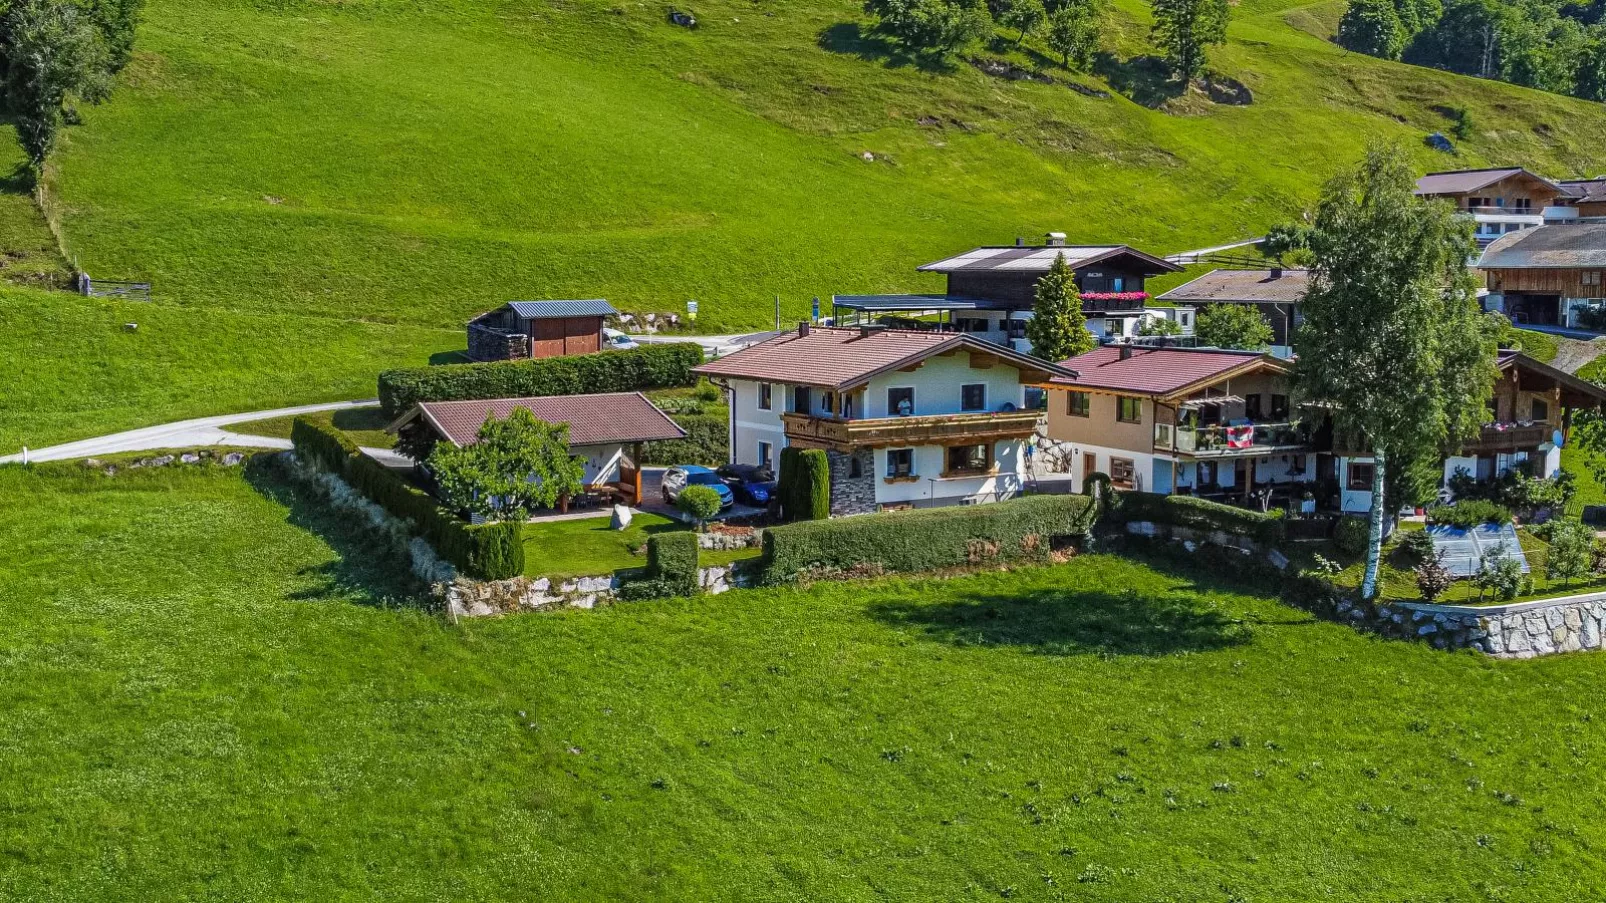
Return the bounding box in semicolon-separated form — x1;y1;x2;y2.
1037;345;1313;505
1478;223;1606;327
1156;267;1310;359
465;299;619;362
385;392;686;505
1415;168;1569;248
1558;177;1606;220
830;232;1186;353
692;324;1073;514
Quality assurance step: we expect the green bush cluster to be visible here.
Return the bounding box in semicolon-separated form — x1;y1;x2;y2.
638;412;727;466
1333;515;1370;556
1395;528;1436;565
646;531;700;596
757;494;1097;585
1112;493;1286;546
377;343;705;417
291;416;524;580
776;447;830;521
1426;499;1513;529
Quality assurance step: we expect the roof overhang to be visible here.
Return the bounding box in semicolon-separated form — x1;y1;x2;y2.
1501;352;1606;408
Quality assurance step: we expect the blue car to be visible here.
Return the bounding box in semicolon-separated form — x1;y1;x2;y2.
717;464;777;507
661;464;734;510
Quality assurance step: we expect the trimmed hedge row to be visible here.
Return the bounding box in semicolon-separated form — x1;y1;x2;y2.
377;342;705;417
646;531;700;596
1110;492;1286;546
637;412;727;466
291;417;524;580
757;494;1097;585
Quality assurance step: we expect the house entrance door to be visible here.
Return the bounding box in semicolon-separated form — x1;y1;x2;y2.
1082;451;1098;490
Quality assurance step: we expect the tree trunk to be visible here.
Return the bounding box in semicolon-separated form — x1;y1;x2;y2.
1361;450;1388;600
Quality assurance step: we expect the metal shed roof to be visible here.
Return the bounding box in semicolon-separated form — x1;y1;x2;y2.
1478;224;1606;269
506;299;618;319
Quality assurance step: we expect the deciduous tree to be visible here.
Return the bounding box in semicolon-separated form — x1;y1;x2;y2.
1;0;112;166
998;0;1047;44
1291;143;1498;600
1150;0;1229;81
1045;0;1101;68
1026;252;1094;362
864;0;993;55
428;408;587;520
1195;303;1273;350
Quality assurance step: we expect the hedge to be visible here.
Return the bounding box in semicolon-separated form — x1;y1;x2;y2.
637;412;727;466
291;416;524;580
757;494;1097;584
1426;499;1513;529
1109;492;1286;546
647;531;700;595
777;446;830;521
377;342;705;417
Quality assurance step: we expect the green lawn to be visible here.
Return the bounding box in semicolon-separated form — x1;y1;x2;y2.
1512;328;1560;364
1331;522;1606;605
7;461;1606;898
520;512;683;580
231;405;397;449
0;0;1602;445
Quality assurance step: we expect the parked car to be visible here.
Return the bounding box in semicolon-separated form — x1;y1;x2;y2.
716;463;777;506
603;328;640;351
661;464;734;510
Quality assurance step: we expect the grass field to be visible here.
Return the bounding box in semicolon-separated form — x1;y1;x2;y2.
6;460;1606;899
521;511;680;579
0;0;1602;448
231;405;397;449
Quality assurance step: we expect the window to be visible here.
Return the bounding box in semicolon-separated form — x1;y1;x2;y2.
820;391;836;415
1586;271;1602;286
961;383;987;412
946;444;990;474
1348;461;1375;491
1105;319;1122;336
1067;391;1091;417
1532;398;1549;422
1111;276;1126;292
1180;312;1191;328
1271;394;1289;420
757;441;773;468
1117;396;1142;423
1245;394;1263;420
1514;198;1533;212
888;387;915;416
757;383;773;411
793;385;811;413
849;455;862;478
886;448;914;479
1109;457;1135;487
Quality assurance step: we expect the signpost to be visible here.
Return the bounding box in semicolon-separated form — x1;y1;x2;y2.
686;299;698;323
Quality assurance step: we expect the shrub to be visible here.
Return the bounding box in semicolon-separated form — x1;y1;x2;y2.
1475;547;1523;602
778;447;830;521
1426;500;1512;529
1112;492;1284;546
1545;518;1595;587
290;416;524;580
1396;528;1436;566
1333;515;1370;557
676;485;724;529
376;343;705;418
1414;550;1455;602
647;531;700;595
616;577;686;601
757;494;1096;584
637;412;727;465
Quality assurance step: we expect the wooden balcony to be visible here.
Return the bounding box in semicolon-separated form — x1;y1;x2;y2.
782;410;1043;452
1459;423;1553;454
1155;421;1312;458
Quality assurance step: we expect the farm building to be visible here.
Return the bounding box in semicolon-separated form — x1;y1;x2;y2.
466;299;618;361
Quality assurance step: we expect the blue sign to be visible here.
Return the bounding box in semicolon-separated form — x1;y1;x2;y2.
812;296;821;322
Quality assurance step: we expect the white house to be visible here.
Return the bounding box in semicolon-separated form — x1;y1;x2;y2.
694;324;1073;514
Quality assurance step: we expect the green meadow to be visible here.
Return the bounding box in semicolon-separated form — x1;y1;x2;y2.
5;460;1606;900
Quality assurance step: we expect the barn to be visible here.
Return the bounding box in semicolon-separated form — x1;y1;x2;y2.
466;299;618;361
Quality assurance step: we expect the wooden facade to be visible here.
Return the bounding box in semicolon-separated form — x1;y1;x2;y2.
466;301;613;362
947;262;1155;310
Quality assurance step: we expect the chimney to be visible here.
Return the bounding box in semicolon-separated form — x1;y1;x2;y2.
798;321;810;337
1270;265;1283;279
1119;344;1133;360
859;324;886;339
1045;231;1067;248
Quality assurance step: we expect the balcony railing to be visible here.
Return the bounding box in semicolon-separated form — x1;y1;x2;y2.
1156;420;1310;456
1461;422;1552;453
782;409;1042;452
1081;297;1146;313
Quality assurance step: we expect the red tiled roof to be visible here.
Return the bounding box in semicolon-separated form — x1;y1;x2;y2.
1157;268;1310;304
406;392;686;448
1047;347;1281;397
693;326;1070;388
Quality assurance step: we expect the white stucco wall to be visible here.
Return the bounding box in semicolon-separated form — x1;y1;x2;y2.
872;439;1027;506
575;443;625;485
727;378;788;467
861;351;1029;418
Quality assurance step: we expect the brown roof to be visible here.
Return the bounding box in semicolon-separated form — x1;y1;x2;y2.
1561;178;1606;204
917;244;1182;276
392;392;686;448
1479;224;1606;269
692;325;1073;389
1499;351;1606;408
1046;346;1287;398
1157;268;1310;304
1414;168;1560;197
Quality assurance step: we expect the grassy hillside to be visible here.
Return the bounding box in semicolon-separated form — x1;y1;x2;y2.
7;460;1606;899
4;0;1606;448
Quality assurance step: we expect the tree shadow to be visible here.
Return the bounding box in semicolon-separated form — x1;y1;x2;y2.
428;349;471;366
1092;52;1184;108
0;161;35;196
243;455;432;610
816;22;958;74
329;406;391;433
867;586;1253;657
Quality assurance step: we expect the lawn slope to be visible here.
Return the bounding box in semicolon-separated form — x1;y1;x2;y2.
4;462;1606;899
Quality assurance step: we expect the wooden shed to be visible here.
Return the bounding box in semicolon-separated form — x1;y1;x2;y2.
467;299;618;361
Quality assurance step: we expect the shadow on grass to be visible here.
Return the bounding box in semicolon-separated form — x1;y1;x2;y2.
329;406;390;432
0;161;35;196
868;586;1252;656
1092;53;1184;108
243;455;431;609
428;349;471;366
817;22;958;74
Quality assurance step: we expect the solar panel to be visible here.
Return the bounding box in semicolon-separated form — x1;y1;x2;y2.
1427;523;1529;579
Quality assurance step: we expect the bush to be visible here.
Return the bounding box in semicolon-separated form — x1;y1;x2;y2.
1112;492;1285;546
1426;500;1512;529
376;343;705;418
757;494;1097;584
1475;547;1523;602
1396;528;1436;566
778;447;831;522
1545;518;1595;587
1414;550;1455;602
647;531;700;595
291;416;524;580
676;485;724;528
638;412;727;466
616;577;686;601
1333;515;1370;557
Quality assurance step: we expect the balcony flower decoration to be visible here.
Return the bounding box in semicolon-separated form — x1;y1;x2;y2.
1079;291;1150;302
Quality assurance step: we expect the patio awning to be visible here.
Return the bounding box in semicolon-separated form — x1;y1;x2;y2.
1181;395;1244;408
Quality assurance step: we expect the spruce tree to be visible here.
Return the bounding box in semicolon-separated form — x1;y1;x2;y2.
1026;252;1094;362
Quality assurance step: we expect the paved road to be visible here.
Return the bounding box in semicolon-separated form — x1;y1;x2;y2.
1;399;379;464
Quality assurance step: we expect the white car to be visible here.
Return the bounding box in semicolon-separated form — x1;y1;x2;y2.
604;328;639;351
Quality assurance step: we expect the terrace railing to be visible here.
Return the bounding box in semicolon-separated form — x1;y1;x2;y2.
1156;420;1309;456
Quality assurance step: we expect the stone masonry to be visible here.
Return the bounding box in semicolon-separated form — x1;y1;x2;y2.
827;448;876;517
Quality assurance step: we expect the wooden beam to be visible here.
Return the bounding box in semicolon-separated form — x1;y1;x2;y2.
968;352;996;369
